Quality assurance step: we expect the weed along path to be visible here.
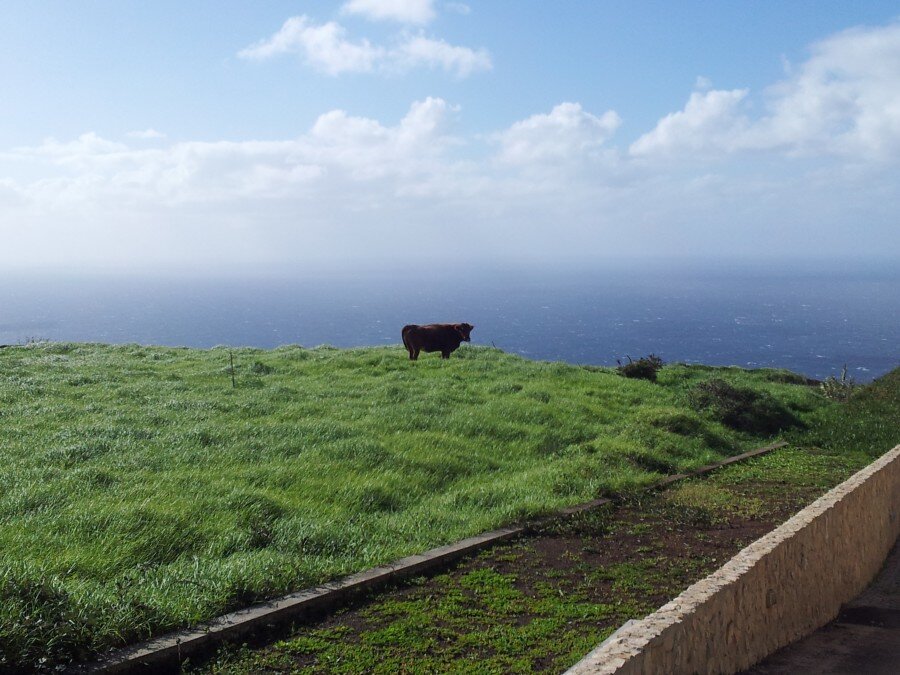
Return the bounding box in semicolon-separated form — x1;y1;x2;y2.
0;343;896;671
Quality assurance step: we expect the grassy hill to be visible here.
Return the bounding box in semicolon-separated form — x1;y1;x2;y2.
0;342;896;669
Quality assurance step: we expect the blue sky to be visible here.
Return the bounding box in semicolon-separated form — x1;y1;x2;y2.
1;1;899;272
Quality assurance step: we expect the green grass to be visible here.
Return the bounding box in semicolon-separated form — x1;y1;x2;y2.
0;342;895;669
192;366;900;674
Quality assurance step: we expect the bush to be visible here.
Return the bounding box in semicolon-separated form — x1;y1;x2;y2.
688;378;802;435
821;365;855;402
617;354;664;382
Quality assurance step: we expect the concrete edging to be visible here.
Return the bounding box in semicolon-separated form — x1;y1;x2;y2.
567;443;900;675
74;442;787;673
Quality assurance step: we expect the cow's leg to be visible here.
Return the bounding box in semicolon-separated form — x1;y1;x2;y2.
411;348;419;360
441;350;450;359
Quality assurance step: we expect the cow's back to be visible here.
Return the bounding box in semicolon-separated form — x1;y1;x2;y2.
403;324;457;351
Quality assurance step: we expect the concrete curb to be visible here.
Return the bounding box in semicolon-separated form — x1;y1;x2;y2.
73;441;787;673
74;527;522;673
566;443;900;675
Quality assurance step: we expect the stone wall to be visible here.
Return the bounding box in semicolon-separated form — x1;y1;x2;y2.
567;444;900;675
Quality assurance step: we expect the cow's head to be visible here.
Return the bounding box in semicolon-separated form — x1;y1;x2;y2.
455;323;474;342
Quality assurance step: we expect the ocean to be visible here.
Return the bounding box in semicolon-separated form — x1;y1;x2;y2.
1;262;897;382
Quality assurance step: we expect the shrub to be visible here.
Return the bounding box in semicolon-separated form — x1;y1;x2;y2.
688;378;802;435
821;365;855;402
617;354;664;382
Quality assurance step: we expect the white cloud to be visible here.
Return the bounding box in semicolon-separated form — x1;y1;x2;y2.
633;22;900;160
342;0;436;25
495;102;621;165
629;89;749;157
393;35;491;77
754;22;900;158
238;16;383;74
127;128;167;140
0;98;486;268
6;18;900;271
3;99;461;207
21;132;128;158
238;15;490;78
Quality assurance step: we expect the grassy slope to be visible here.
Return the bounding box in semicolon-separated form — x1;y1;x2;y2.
0;342;894;668
197;369;900;675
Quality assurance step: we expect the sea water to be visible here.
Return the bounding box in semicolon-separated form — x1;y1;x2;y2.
1;262;897;382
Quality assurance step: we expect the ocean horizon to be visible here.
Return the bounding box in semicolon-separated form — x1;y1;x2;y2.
2;260;897;383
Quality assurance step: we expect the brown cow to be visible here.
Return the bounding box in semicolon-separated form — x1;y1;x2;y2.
402;323;474;360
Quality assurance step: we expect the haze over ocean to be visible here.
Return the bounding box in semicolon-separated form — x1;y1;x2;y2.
3;260;896;382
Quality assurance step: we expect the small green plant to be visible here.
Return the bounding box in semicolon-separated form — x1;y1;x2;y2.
820;364;855;402
617;354;664;382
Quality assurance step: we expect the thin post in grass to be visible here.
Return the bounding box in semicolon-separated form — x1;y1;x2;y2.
229;351;236;388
